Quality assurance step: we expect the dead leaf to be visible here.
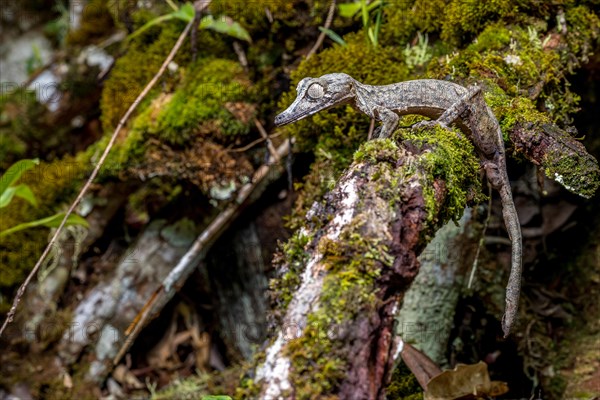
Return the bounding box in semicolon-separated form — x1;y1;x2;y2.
425;361;508;400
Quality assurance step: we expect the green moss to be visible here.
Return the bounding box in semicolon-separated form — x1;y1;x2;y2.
563;5;600;64
543;145;600;199
0;88;42;167
66;0;115;46
353;138;401;164
385;362;423;399
440;0;520;46
0;155;89;312
99;15;190;132
397;122;481;225
284;218;390;399
139;58;254;145
270;231;312;315
209;1;303;33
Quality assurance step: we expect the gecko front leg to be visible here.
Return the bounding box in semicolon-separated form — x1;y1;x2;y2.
371;105;400;139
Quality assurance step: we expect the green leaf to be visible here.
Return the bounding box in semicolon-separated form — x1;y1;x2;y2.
318;27;347;46
0;187;17;208
0;184;38;208
338;1;383;20
127;2;196;40
0;212;89;238
366;0;384;13
361;0;369;27
368;27;377;46
172;2;195;22
199;15;252;42
127;14;176;40
338;2;362;18
0;158;39;197
201;396;232;400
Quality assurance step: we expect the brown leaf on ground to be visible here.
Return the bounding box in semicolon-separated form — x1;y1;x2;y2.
425;361;508;400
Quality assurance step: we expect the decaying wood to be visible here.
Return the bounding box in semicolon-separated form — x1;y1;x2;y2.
509;122;600;198
10;182;129;349
206;222;269;361
254;135;456;399
112;139;291;367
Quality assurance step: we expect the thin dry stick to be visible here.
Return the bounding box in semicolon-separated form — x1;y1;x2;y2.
0;19;196;339
228;131;284;153
255;119;280;163
306;0;337;60
367;118;376;140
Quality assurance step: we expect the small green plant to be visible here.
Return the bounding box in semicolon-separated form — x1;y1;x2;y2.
128;1;251;42
338;0;385;47
319;26;347;47
25;44;44;75
201;396;232;400
402;32;433;69
44;1;70;46
0;159;88;238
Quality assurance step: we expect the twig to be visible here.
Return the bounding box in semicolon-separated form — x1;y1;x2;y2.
367;118;375;140
233;41;248;70
255;119;280;163
227;131;284;153
306;0;336;60
0;15;200;339
113;138;292;365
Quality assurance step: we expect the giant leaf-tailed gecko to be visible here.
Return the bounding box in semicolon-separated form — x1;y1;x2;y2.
275;73;522;336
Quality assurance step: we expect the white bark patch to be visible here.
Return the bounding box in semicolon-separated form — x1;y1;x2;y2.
257;176;360;397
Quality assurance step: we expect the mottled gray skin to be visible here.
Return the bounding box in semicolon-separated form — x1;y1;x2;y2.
275;73;522;336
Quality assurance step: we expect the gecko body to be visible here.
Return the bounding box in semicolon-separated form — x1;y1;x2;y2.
275;73;522;336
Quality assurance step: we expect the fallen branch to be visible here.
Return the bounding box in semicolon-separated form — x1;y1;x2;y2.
249;123;481;399
113;138;292;366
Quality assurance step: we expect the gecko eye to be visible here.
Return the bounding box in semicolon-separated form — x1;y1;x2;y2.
307;83;325;99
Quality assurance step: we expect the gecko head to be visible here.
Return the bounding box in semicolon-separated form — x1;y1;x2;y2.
274;73;355;126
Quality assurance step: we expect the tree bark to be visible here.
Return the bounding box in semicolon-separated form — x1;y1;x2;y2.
251;127;478;400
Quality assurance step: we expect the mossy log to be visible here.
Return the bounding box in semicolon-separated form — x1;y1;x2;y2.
248;124;482;399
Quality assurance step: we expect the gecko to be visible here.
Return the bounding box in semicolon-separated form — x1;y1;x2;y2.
274;73;522;337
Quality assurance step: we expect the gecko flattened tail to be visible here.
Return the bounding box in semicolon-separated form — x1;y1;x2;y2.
499;181;522;337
